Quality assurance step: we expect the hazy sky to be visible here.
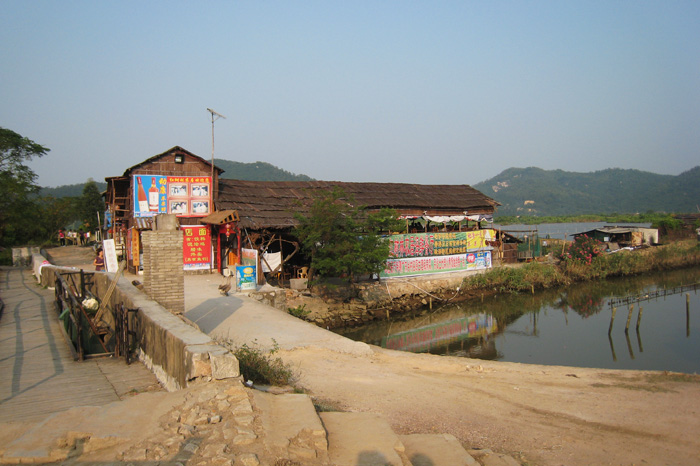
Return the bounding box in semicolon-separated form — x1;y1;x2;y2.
2;1;699;188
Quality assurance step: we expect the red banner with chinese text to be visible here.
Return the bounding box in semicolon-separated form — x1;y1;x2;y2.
182;225;211;270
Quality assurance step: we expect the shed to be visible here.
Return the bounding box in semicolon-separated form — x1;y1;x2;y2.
571;226;659;247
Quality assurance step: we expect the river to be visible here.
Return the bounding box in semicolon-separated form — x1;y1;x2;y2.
336;266;700;374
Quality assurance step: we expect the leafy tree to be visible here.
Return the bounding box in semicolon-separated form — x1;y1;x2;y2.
79;178;105;229
38;196;80;243
0;127;49;246
294;188;401;283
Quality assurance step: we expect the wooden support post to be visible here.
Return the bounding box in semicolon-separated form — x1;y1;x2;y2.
429;297;433;310
531;284;535;295
687;293;691;337
608;307;617;335
625;304;634;334
636;306;643;330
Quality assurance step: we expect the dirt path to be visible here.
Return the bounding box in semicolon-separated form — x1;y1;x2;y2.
280;346;700;465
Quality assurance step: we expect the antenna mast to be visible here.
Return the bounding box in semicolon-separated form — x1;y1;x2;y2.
207;108;226;185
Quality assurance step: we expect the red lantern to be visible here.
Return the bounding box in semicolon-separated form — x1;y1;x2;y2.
225;223;232;238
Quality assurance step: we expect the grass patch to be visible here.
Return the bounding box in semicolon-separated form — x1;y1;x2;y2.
645;372;700;384
288;304;310;319
221;339;297;386
590;382;673;393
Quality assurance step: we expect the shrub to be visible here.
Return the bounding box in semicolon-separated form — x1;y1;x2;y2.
559;235;604;265
288;304;310;319
224;340;297;386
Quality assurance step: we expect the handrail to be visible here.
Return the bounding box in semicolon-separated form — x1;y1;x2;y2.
54;270;109;360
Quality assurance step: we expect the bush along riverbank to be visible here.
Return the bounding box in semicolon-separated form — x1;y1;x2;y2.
461;239;700;295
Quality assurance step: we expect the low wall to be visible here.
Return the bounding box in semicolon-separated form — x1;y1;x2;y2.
32;254;239;391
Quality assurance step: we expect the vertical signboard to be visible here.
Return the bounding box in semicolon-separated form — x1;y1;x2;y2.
182;225;211;270
133;175;211;218
102;239;119;273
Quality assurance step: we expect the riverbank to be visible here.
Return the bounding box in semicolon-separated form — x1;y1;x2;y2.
250;239;700;330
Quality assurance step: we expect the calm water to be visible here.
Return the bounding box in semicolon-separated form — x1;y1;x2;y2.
337;267;700;373
493;222;652;240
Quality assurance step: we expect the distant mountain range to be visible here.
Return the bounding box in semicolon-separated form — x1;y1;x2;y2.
38;159;313;197
473;166;700;216
40;160;699;217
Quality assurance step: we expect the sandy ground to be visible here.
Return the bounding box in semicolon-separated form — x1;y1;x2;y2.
280;345;700;466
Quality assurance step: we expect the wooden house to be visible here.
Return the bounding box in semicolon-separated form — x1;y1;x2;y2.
104;146;224;273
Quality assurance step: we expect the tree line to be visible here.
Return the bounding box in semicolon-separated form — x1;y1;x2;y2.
0;127;104;264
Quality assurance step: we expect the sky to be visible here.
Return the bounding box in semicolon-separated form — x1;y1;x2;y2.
1;1;699;188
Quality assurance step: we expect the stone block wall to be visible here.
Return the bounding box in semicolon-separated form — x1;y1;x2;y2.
142;230;185;314
34;254;239;391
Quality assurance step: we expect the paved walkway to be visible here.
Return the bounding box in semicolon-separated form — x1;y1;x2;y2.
0;267;160;423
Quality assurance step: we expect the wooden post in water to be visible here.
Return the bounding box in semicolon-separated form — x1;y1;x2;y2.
687;293;690;338
625;304;634;334
429;297;432;310
531;284;535;295
608;307;617;335
636;306;643;330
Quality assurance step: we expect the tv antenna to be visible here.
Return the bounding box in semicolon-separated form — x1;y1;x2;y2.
207;108;226;183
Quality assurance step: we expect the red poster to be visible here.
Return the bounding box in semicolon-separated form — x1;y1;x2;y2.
182;225;211;270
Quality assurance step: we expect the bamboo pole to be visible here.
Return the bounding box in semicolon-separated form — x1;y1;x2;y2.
608;307;617;335
636;306;643;330
625;304;634;334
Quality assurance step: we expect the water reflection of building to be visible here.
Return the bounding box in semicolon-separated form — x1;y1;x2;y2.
381;313;497;353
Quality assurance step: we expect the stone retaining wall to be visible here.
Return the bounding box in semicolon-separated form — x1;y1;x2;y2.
32;253;239;391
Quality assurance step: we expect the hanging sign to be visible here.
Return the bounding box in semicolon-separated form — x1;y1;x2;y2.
182;225;211;270
388;230;495;259
381;251;492;278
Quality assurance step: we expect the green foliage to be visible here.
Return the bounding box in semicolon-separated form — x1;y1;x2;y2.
229;340;297;386
463;262;565;293
215;159;313;182
496;212;678;225
78;179;105;229
652;216;683;234
39;181;107;198
464;241;700;294
288;304;310;319
0;127;50;247
294;188;398;282
476;166;700;216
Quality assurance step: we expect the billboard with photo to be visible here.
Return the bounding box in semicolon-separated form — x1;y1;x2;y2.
134;175;212;218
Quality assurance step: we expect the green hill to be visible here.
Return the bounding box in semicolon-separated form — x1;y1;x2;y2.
214;159;313;182
474;166;700;216
40;182;107;198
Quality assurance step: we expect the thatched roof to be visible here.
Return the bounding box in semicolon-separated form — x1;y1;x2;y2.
217;179;499;230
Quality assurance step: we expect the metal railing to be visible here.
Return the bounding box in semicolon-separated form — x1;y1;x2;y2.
54;269;137;362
